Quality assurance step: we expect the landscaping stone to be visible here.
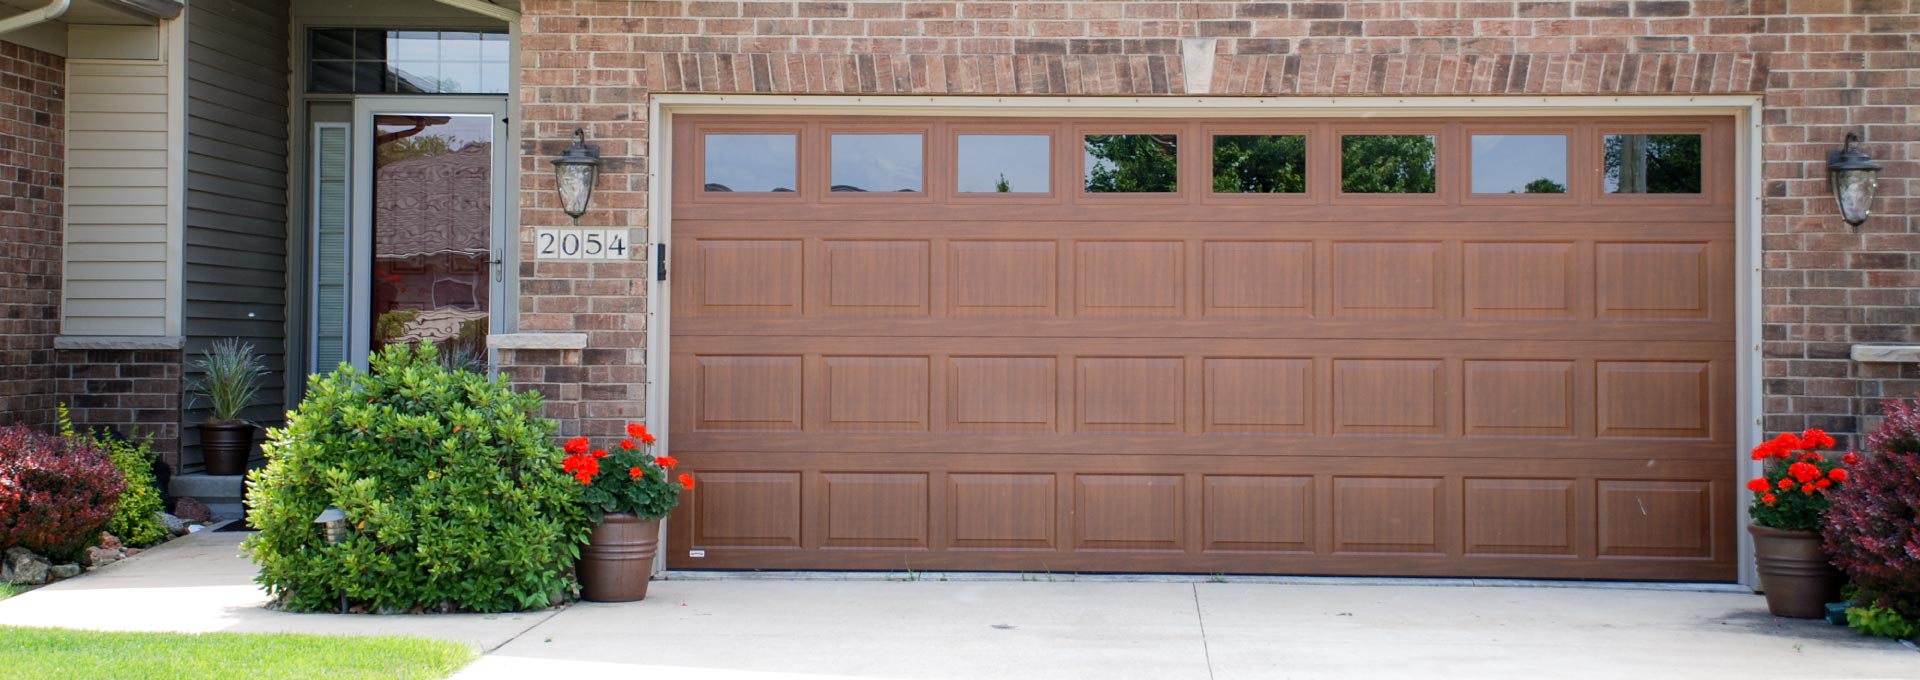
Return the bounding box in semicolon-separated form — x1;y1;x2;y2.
84;546;122;568
98;532;123;552
174;497;212;523
159;512;189;536
4;547;50;585
48;564;80;580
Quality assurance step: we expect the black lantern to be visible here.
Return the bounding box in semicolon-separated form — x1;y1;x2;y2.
1827;132;1881;227
552;128;602;221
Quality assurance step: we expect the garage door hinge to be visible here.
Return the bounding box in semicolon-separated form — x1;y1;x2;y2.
656;243;667;282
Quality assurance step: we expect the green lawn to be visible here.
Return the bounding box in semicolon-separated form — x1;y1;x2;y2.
0;627;477;680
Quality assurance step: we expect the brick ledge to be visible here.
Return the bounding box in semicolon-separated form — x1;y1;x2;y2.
54;335;186;350
1851;345;1920;363
489;333;589;350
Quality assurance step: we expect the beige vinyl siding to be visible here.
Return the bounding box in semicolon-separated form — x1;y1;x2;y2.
182;0;290;470
62;60;172;337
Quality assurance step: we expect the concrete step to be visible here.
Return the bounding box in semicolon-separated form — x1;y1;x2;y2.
169;474;246;521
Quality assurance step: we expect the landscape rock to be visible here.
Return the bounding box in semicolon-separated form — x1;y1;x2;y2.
174;497;212;523
48;564;80;580
125;547;142;557
4;547;50;585
84;546;123;568
159;512;189;536
97;532;124;552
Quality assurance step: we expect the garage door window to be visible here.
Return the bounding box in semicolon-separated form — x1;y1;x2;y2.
1341;134;1437;193
1212;135;1307;194
1470;134;1568;194
1604;133;1702;194
957;134;1051;193
1084;134;1178;193
831;133;924;193
703;133;798;192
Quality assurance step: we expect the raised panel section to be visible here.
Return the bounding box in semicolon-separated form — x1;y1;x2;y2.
1332;359;1445;436
1077;357;1185;433
1597;480;1713;559
823;473;929;549
1204;358;1313;434
1203;241;1312;317
1596;242;1709;319
1597;361;1711;439
1203;476;1312;553
1464;360;1575;437
825;240;929;316
950;241;1056;317
696;239;803;315
695;356;803;431
1464;479;1576;556
1333;477;1443;554
692;471;803;548
1332;242;1443;318
948;357;1056;432
824;357;930;432
1076;241;1184;318
948;473;1056;550
1463;242;1573;318
1075;475;1184;551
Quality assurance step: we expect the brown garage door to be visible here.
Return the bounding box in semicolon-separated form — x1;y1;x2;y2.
666;115;1738;581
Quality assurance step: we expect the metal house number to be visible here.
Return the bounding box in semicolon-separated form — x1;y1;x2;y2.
535;228;632;260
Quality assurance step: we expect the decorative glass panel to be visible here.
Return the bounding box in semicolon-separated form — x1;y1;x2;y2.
370;114;494;362
1084;134;1178;193
1471;134;1568;194
1604;133;1702;194
307;28;508;94
1213;134;1307;194
830;133;924;193
1341;134;1437;194
703;134;798;193
958;134;1050;193
311;124;350;373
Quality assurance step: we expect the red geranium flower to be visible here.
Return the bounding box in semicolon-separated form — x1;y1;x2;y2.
656;455;678;469
564;437;590;455
1842;452;1860;465
1788;462;1820;483
1762;493;1777;505
1778;478;1793;490
629;466;644;480
678;473;695;489
592;448;608;459
1800;428;1836;450
1828;468;1848;482
1746;478;1769;493
628;423;649;439
619;439;635;450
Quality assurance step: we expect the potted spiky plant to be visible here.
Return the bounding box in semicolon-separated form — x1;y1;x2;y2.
189;339;267;475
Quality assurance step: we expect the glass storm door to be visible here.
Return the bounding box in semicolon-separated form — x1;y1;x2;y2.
349;98;507;368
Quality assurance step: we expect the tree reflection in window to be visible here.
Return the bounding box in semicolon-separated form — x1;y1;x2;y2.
1342;135;1437;194
1213;135;1306;194
1084;134;1178;193
1605;134;1701;194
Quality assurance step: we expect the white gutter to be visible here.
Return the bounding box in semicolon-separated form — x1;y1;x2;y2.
0;0;72;35
431;0;518;23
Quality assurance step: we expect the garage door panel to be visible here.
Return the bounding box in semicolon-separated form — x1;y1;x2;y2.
669;115;1737;581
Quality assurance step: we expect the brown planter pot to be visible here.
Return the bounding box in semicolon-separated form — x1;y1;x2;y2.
198;421;256;476
578;513;660;602
1749;524;1844;619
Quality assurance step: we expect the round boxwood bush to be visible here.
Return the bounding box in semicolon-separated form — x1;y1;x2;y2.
243;343;588;613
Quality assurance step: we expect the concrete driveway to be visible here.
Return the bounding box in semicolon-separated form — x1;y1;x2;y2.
1;531;1913;679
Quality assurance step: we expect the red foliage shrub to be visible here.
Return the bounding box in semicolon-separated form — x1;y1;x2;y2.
1825;398;1920;619
0;425;126;560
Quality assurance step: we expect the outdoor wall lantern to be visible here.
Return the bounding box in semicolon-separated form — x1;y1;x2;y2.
1828;132;1881;227
552;128;602;221
313;506;349;545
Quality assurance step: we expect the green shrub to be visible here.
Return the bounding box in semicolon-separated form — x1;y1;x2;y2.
57;405;168;548
1848;602;1916;641
242;343;589;613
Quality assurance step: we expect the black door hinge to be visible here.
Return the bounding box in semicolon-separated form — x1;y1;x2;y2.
656;243;668;282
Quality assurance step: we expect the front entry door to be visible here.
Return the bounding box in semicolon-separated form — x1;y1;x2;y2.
349;98;508;368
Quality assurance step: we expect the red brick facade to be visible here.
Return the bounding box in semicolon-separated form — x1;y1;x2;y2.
511;1;1914;443
0;41;63;432
56;348;184;469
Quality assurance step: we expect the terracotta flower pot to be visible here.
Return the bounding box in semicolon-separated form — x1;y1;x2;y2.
1749;524;1843;619
198;421;256;476
578;513;660;602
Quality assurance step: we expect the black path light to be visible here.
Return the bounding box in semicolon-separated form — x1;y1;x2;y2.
1827;132;1881;227
553;128;602;221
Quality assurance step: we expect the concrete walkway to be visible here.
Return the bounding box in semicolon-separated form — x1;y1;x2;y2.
1;531;1913;679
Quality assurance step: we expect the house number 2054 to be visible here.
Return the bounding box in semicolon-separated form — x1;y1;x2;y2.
535;228;631;260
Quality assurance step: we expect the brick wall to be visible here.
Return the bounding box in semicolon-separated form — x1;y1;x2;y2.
0;41;63;431
56;348;184;470
512;0;1917;444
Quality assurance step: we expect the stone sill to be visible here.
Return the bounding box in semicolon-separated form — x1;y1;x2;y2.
54;335;186;350
1851;344;1920;363
489;333;589;351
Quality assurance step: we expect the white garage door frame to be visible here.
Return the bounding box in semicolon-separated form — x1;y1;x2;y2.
642;94;1766;587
